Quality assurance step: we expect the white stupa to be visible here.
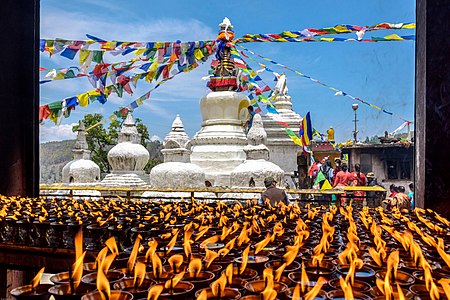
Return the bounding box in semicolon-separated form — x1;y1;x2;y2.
62;121;101;183
143;115;215;201
101;113;149;187
190;18;250;187
262;74;302;185
221;114;285;200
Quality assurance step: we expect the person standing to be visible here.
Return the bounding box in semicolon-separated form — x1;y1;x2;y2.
261;177;288;206
245;106;256;132
333;163;350;206
408;183;414;209
347;163;367;204
332;158;342;186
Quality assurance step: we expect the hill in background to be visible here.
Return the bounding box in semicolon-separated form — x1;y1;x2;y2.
40;140;163;184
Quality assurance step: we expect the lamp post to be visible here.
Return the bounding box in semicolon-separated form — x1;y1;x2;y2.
352;103;359;143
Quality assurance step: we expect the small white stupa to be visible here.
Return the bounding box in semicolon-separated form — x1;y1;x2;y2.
262;74;302;185
101;113;149;187
222;114;285;200
143;115;215;200
62;121;101;183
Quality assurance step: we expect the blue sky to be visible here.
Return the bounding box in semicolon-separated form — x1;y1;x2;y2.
39;0;415;143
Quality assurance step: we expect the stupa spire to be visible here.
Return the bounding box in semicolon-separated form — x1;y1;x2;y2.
207;17;238;91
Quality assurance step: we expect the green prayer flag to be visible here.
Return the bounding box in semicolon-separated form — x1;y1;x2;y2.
314;171;327;186
92;50;103;63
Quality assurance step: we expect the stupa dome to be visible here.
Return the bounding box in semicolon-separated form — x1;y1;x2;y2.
230;114;285;188
62;121;101;183
107;114;150;172
150;115;206;189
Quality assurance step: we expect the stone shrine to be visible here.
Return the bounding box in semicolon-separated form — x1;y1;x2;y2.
262;74;302;185
61;121;100;183
190;17;251;187
101;114;149;187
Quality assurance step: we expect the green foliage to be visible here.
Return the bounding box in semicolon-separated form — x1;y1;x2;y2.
73;113;162;174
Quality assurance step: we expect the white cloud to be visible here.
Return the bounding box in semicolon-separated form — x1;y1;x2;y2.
40;7;215;42
150;135;161;142
40;123;77;143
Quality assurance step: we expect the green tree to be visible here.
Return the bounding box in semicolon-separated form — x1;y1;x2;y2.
73;113;159;174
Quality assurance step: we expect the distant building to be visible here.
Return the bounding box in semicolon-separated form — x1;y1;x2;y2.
342;143;414;189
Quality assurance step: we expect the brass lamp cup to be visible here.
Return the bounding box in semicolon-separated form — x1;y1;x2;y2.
182;271;215;290
153;281;194;300
10;284;54;300
234;256;269;273
300;261;336;281
375;270;415;287
50;272;72;285
328;278;372;293
81;270;125;287
409;284;446;299
370;284;413;298
194;287;241;300
327;290;372;300
113;278;154;299
284;287;328;300
222;267;258;281
48;282;96;300
264;260;301;274
81;290;133;300
336;264;375;281
244;279;288;296
144;272;174;284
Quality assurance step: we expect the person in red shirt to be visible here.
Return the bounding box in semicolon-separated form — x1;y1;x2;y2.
333;163;349;206
347;163;367;204
333;163;349;187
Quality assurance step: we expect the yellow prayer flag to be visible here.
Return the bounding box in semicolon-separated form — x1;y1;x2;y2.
282;31;299;38
79;50;90;65
384;34;404;41
320;38;335;42
334;25;351;33
194;48;204;60
321;179;333;191
403;23;416;29
77;93;90;107
290;136;303;147
134;48;146;56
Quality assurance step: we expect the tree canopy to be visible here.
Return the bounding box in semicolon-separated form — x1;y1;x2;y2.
73;113;162;174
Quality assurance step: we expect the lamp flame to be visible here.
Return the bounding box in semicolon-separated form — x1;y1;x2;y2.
183;229;193;259
274;263;286;282
166;230;179;255
255;233;272;254
133;262;146;288
71;251;86;291
164;271;185;289
146;240;158;262
204;248;219;268
196;289;208;300
168;254;184;273
211;273;227;297
200;235;220;249
147;284;164;300
128;234;142;275
225;263;233;285
339;276;353;300
105;237;119;256
96;266;110;300
240;245;250;274
74;228;83;261
151;252;163;279
188;258;202;278
31;267;45;289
